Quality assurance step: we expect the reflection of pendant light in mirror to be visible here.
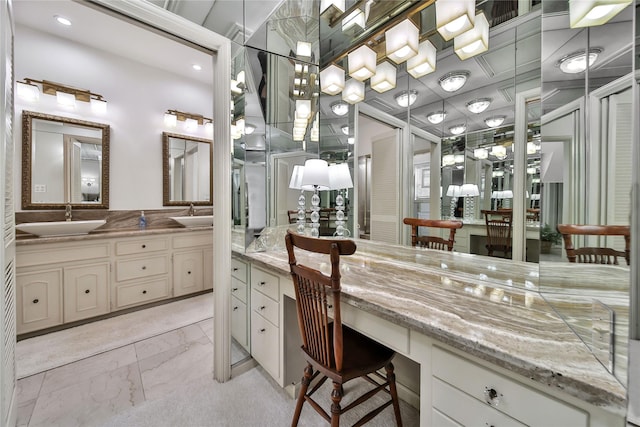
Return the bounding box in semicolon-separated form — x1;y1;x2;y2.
296;41;312;58
331;101;349;116
341;125;349;135
454;12;489;60
485;116;505;127
558;49;601;74
474;148;488;159
342;8;365;31
439;71;469;92
296;99;312;119
342;79;365;104
370;61;397;93
527;167;537;175
347;137;355;145
569;0;632;28
244;123;255;135
394;90;418;107
492;170;504;178
320;0;345;15
527;142;537;154
454;154;465;164
436;0;475;41
320;64;345;95
407;40;437;78
491;145;507;160
427;111;446;124
449;124;466;135
348;45;376;81
442;154;456;166
466;98;492;114
385;19;419;63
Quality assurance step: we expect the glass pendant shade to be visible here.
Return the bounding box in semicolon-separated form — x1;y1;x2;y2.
385;19;419;64
466;98;492;114
184;118;198;131
395;90;418;107
474;148;488;159
569;0;632;28
301;159;330;191
449;124;466;135
320;0;345;15
90;98;107;113
370;61;397;93
348;45;377;81
407;40;437;78
342;8;365;31
454;12;489;60
439;71;469;92
164;112;177;127
56;91;76;108
427;111;446;124
330;101;349;116
342;79;365;104
436;0;475;41
320;64;345;95
485;116;505;127
17;81;40;101
296;99;312;119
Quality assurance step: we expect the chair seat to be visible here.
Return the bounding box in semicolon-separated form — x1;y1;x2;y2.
303;326;396;384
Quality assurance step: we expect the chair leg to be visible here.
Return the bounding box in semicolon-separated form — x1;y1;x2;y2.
330;381;344;427
386;362;403;427
291;364;313;427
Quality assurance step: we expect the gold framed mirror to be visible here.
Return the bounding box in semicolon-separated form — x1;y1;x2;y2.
162;132;213;206
22;110;110;210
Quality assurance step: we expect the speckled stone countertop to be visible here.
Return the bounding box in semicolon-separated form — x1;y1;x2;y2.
234;237;627;415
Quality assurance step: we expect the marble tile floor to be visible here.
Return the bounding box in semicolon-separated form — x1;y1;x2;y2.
16;313;418;426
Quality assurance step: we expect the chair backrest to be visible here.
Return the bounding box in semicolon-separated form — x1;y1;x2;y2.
285;231;357;372
556;224;630;265
402;218;463;251
482;210;513;249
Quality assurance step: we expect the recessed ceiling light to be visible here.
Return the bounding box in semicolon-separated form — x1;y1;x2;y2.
449;124;466;135
330;101;349;116
466;98;492;114
427;111;446;124
244;124;256;135
394;90;418;107
439;71;469;92
485;116;506;128
557;49;602;74
192;64;202;71
54;15;72;26
341;124;349;135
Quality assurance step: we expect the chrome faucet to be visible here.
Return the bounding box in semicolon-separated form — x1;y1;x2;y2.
188;203;195;216
65;204;72;222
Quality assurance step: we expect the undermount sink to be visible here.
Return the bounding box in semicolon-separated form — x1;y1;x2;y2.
170;215;214;228
16;220;107;237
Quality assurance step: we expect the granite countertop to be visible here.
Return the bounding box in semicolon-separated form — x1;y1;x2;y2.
235;237;627;415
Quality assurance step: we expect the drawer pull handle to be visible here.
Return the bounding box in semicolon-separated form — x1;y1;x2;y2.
142;266;146;270
233;306;238;311
187;271;191;275
142;244;146;248
85;289;90;294
259;328;266;333
142;290;147;294
258;281;266;286
32;298;39;304
484;387;501;407
232;288;238;292
259;306;266;311
232;267;238;272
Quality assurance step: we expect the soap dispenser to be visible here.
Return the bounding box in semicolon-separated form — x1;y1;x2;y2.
139;211;147;230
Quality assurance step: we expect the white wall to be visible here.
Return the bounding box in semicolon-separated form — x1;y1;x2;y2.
14;25;213;210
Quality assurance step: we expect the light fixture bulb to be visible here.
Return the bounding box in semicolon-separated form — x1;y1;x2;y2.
184;118;198;132
296;41;312;58
347;137;355;145
427;111;446;124
342;8;365;31
558;49;601;74
331;101;349;116
17;81;40;101
466;98;492;114
394;90;418;107
164;112;177;127
56;91;76;108
449;124;466;135
439;71;469;92
485;116;506;127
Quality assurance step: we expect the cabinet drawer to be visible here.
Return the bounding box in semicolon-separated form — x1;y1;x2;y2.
231;277;248;303
116;255;168;282
115;238;168;255
173;232;212;249
251;311;279;380
251;266;279;301
17;242;110;267
251;289;279;326
114;277;170;309
432;377;525;427
231;258;247;282
432;347;587;426
231;295;248;348
64;262;110;323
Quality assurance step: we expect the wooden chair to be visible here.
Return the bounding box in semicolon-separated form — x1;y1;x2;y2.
556;224;630;265
402;218;463;251
285;231;403;427
482;210;513;258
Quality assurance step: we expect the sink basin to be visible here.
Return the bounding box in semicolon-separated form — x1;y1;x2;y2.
16;220;107;237
170;215;214;227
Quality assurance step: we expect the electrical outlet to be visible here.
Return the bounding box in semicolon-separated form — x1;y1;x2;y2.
34;184;46;192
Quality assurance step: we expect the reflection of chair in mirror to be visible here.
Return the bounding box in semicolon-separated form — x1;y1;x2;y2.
285;231;403;427
402;218;463;251
556;224;630;265
482;210;513;258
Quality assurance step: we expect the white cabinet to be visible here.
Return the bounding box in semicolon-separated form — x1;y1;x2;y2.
63;262;109;323
250;264;279;379
16;269;63;334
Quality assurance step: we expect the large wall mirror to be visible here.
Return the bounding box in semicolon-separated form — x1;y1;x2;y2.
22;110;110;209
162;132;212;206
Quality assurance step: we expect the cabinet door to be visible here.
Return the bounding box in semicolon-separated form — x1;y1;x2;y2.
203;248;213;290
64;262;110;323
17;269;63;334
251;311;279;380
173;251;204;297
231;295;248;349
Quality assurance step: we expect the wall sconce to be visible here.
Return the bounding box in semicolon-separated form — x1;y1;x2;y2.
348;45;376;81
454;12;490;60
385;19;419;64
466;98;492;114
439;71;469;92
164;109;213;132
436;0;475;41
370;61;397;93
17;78;107;113
407;40;437;79
320;64;345;95
569;0;632;28
427;111;446;124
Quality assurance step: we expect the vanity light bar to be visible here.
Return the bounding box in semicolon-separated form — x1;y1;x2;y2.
165;109;212;126
17;78;107;111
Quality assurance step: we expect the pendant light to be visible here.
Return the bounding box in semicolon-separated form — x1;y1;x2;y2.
320;64;345;95
454;12;489;60
436;0;475;41
427;111;446;124
385;19;419;64
342;78;365;104
370;61;397;93
348;45;376;81
407;40;437;78
466;98;492;114
569;0;632;28
439;71;469;92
